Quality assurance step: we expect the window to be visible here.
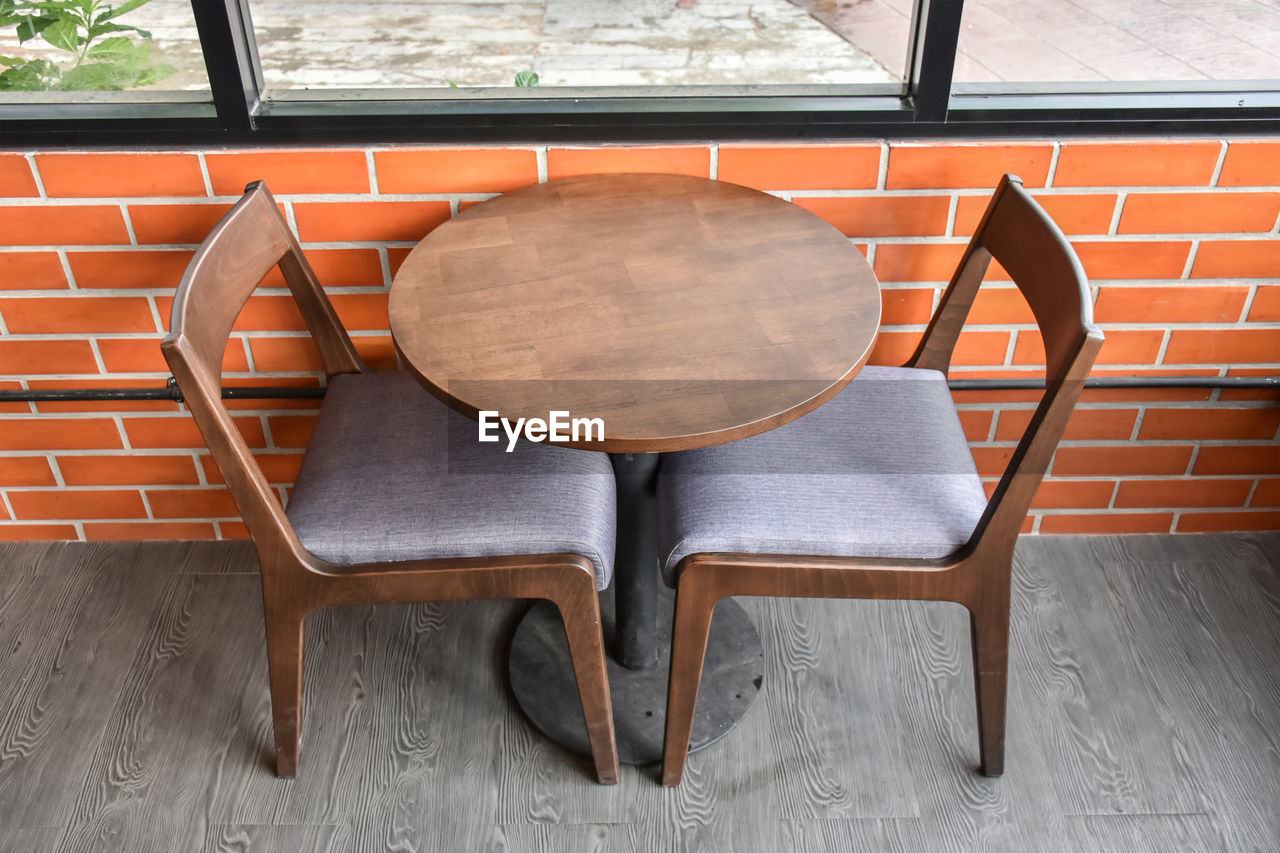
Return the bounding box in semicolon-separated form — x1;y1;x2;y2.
2;0;1277;145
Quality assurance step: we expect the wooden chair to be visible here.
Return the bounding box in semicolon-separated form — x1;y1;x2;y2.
657;175;1104;786
162;182;620;783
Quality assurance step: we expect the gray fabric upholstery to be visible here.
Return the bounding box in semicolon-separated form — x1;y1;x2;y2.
659;365;988;584
286;371;616;589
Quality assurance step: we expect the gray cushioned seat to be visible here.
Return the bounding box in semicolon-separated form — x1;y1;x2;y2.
286;371;616;589
659;365;988;584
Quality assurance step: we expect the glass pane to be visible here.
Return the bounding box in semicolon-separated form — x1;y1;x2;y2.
0;0;208;97
954;0;1280;83
249;0;911;91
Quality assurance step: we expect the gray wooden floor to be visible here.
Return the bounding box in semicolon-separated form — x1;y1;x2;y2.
0;534;1277;852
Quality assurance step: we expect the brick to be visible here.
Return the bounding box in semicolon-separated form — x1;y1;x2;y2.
970;446;1015;478
0;457;57;486
1039;512;1174;534
67;250;193;289
957;409;993;442
1138;408;1280;441
388;247;413;276
1176;510;1280;532
1071;240;1192;280
98;339;249;375
968;287;1035;325
0;252;67;290
1118;192;1280;235
547;146;710;180
58;454;200;486
1164;329;1280;365
294;201;451;242
0;205;129;246
268;415;317;448
873;243;965;282
1193;445;1280;476
951;331;1011;367
331;293;391;332
225;294;308;332
955;193;1117;237
1252;478;1280;507
375;148;537;193
0;340;99;375
248;335;395;373
1030;479;1116;509
219;521;250;539
1116;477;1252;508
866;331;920;366
1217;141;1280;187
0;418;123;451
129;203;232;244
718;145;880;190
1191;240;1280;279
201;452;303;485
996;407;1137;441
880;288;935;325
1250;287;1280;322
0;523;78;540
886;144;1053;190
147;488;241;519
1052;445;1194;477
1013;329;1163;366
357;338;397;372
278;249;383;287
206;150;370;195
0;296;156;334
794;196;949;238
247;337;324;372
36;153;205;198
83;521;217;540
952;386;1042;405
1094;285;1249;324
1054;142;1221;187
0;154;38;196
122;416;266;449
9;488;146;519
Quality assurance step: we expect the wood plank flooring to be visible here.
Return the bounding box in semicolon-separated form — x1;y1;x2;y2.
0;534;1276;852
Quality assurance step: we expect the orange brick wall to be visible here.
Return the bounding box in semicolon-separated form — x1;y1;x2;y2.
1;140;1278;541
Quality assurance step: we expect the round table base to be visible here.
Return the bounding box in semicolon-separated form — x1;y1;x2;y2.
508;582;764;766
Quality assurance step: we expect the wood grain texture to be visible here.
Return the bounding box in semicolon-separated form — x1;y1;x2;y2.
162;182;619;785
0;535;1277;851
389;172;881;452
660;175;1106;786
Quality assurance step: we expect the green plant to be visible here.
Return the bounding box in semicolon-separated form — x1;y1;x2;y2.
514;70;539;87
0;0;174;91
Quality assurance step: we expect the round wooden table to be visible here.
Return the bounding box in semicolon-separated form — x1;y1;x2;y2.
390;172;881;764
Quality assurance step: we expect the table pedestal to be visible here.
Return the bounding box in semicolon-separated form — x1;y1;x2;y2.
507;452;765;765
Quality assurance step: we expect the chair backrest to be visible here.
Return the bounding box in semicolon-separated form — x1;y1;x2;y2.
908;175;1105;554
161;181;364;557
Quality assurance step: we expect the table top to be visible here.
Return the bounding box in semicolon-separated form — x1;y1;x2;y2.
389;172;881;452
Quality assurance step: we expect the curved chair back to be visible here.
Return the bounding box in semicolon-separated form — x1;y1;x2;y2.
161;182;364;558
909;174;1105;553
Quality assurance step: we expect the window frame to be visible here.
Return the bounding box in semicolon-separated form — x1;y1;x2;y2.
2;0;1278;146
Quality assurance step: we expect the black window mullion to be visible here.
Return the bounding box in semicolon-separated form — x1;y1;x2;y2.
909;0;964;122
191;0;263;134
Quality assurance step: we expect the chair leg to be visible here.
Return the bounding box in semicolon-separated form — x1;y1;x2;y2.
969;600;1009;777
555;583;620;785
661;575;718;786
264;605;305;778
